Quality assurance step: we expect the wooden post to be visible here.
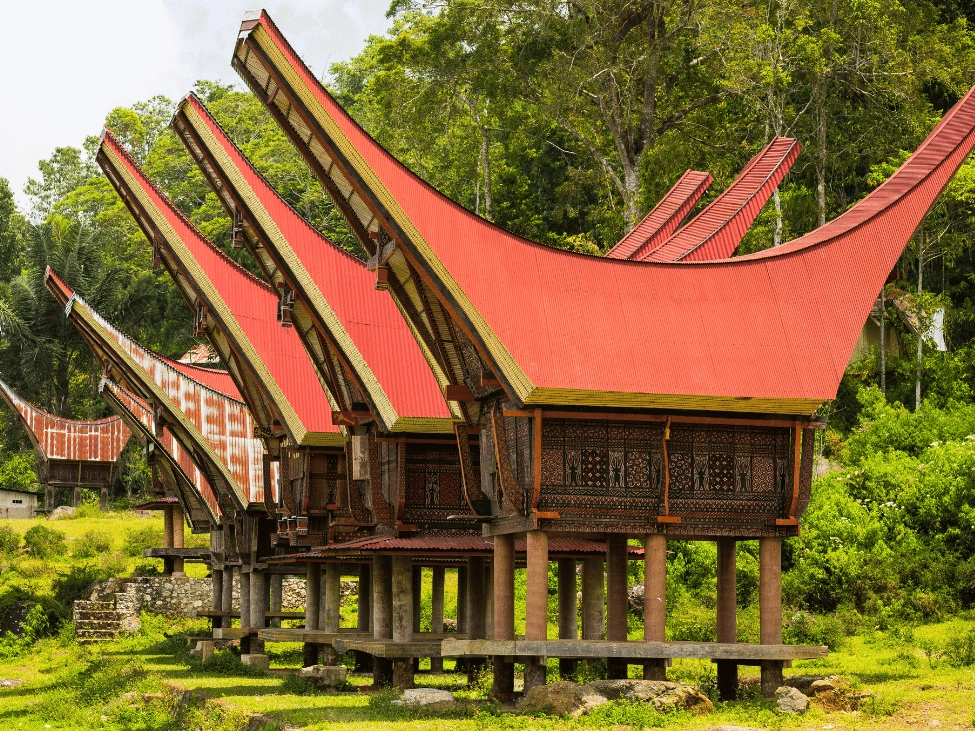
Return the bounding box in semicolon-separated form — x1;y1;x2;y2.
172;506;185;576
581;558;604;641
44;485;53;511
466;557;487;684
269;574;283;628
72;486;82;507
430;566;445;673
391;556;414;689
524;530;549;691
355;563;372;671
606;534;629;679
99;487;109;510
249;570;267;655
411;566;422;674
324;564;341;633
163;507;174;549
239;571;251;655
557;559;578;679
492;534;515;702
303;564;321;667
760;537;784;698
456;565;468;674
372;555;394;686
211;569;224;615
716;538;738;700
484;564;494;640
222;565;235;630
643;534;667;680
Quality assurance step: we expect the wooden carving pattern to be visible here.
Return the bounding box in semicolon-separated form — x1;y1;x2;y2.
491;403;524;512
262;453;275;515
368;432;395;533
537;418;800;528
399;440;476;525
344;441;373;525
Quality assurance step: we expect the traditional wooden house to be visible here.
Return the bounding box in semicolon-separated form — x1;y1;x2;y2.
232;9;975;699
0;376;130;510
45;271;285;658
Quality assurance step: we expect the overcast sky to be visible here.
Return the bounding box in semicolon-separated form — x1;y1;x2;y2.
0;1;393;207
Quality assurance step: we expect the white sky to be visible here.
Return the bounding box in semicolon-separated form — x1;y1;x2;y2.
0;1;393;207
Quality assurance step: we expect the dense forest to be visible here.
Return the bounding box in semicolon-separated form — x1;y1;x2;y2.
1;0;975;620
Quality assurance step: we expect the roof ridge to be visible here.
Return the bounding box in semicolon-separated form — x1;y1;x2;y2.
178;93;368;269
100;129;276;294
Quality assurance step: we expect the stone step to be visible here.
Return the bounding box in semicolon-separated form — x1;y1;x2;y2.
75;628;119;639
74;610;125;622
74;600;115;611
76;620;124;631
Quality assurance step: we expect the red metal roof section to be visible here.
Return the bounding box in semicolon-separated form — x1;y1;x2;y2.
99;131;340;439
180;94;450;421
642;137;800;262
102;378;222;519
0;377;130;462
605;170;712;259
45;269;274;506
160;355;238;399
246;12;975;410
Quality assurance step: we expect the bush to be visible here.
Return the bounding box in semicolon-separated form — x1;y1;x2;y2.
72;530;112;558
783;609;845;648
0;524;20;555
51;564;108;608
23;525;66;559
122;525;164;557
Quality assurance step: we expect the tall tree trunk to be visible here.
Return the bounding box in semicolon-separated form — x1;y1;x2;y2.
773;189;783;246
916;231;924;409
622;164;641;232
879;287;886;395
815;88;828;228
480;126;492;222
54;355;69;417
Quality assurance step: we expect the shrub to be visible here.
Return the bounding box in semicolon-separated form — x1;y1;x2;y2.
0;524;20;555
51;564;108;608
72;530;112;558
122;525;164;557
23;525;66;559
943;628;975;667
783;609;845;648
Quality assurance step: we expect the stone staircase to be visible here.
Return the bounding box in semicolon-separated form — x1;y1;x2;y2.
73;599;125;644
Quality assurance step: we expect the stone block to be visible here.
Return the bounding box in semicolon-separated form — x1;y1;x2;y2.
775;686;810;714
298;664;348;689
241;654;270;671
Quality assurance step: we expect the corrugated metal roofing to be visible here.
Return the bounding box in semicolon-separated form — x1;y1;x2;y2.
173;95;451;427
98;132;342;447
240;11;975;415
644;137;800;262
605;170;712;260
101;378;222;521
0;377;130;462
45;270;275;508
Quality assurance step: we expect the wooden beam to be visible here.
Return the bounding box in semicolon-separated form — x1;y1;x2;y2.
444;384;476;402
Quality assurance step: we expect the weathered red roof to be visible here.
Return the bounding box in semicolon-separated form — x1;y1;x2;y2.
45;269;274;509
0;377;130;462
643;137;800;262
605;170;712;260
98;131;342;448
237;11;975;415
171;94;452;430
101;378;222;522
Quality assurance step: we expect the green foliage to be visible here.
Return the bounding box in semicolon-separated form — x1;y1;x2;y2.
0;524;20;555
23;524;66;559
123;524;164;557
0;452;37;492
50;563;108;608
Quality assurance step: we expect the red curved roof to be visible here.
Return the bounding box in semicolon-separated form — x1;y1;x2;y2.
642;137;800;262
0;377;130;462
98;131;341;445
605;170;712;259
161;355;238;399
175;93;451;424
45;269;274;507
239;11;975;414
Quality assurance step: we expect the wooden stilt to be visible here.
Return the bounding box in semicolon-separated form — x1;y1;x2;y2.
239;571;251;655
372;556;394;686
581;558;604;641
643;534;667;680
99;487;109;510
466;557;487;684
355;563;372;672
606;534;629;679
412;566;422;674
492;534;515;702
558;559;578;679
172;506;185;576
430;566;445;673
249;570;267;655
222;566;235;630
484;564;494;640
269;574;283;628
524;530;549;692
455;566;468;673
716;538;738;700
72;486;82;507
760;537;784;698
211;569;224;615
303;564;321;667
391;556;415;689
163;507;174;577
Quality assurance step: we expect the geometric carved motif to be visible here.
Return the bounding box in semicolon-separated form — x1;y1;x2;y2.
537;418;795;530
400;440;475;526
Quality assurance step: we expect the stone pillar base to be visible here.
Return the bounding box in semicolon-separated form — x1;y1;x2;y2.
717;659;738;701
760;660;784;698
524;658;547;692
492;658;515;702
241;654;269;671
302;642;321;667
373;657;393;687
392;659;415;690
642;659;666;681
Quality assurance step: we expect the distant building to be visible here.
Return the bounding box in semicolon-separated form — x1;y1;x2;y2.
0;487;39;519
